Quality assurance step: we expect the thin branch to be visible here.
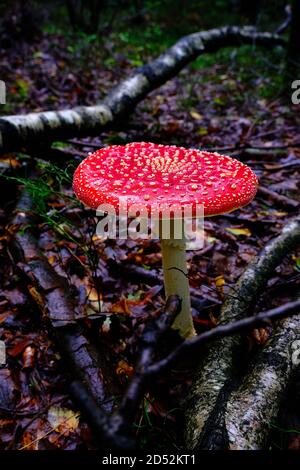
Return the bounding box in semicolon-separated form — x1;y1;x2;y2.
200;143;300;153
145;299;300;378
109;295;182;434
275;4;292;34
257;185;300;211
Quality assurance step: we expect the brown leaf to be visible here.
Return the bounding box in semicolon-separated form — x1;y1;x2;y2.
251;327;270;345
116;360;133;378
22;346;36;370
47;407;79;435
8;339;33;357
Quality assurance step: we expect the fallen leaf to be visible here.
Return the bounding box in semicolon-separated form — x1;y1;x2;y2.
47;407;79;435
8;339;33;357
101;317;111;333
28;286;45;314
190;110;203;120
251;327;269;345
116;360;133;378
198;127;208;136
214;275;225;294
22;346;36;370
226;227;251;237
0;311;12;325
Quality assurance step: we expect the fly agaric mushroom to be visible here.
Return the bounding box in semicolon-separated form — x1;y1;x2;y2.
73;142;258;339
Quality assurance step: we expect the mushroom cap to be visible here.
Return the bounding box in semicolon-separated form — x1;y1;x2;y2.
73;142;258;216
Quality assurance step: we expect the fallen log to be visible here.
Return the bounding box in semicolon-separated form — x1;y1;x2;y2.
184;214;300;450
7;183;183;449
141;299;300;378
0;27;284;153
224;306;300;449
7;188;130;448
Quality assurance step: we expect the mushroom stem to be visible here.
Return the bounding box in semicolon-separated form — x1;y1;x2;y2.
160;220;196;339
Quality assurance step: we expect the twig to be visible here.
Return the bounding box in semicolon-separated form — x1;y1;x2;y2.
109;295;182;435
256;160;300;171
257;185;300;210
70;381;135;450
246;125;296;142
65;139;105;149
144;299;300;378
201;143;300;153
275;4;292;34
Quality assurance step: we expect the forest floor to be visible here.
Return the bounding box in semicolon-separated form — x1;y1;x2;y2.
0;24;300;450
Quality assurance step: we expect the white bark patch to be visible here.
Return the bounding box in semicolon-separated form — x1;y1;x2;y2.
5;113;44;139
57;109;82;126
41;111;62;129
111;74;149;101
81;105;113;127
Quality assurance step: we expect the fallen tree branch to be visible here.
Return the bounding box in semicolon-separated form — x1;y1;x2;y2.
108;298;300;446
0;26;284;153
275;4;292;35
144;299;300;378
257;185;300;211
7;188;131;448
224;305;300;449
183;214;300;450
7;184;183;449
201;143;300;154
109;295;182;437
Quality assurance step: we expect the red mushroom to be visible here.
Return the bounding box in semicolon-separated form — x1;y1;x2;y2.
73;142;258;339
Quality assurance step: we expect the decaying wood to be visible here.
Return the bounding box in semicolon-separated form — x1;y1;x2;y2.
0;26;284;153
8;190;116;428
184;214;300;450
224;307;300;449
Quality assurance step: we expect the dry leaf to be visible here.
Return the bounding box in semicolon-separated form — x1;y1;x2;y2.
47;407;79;435
226;227;251;237
190;110;203;120
28;286;45;313
22;346;36;370
116;360;134;378
214;275;225;295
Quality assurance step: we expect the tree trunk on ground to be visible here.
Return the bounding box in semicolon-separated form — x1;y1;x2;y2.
224;311;300;449
184;214;300;450
9;188;116;414
0;26;284;154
